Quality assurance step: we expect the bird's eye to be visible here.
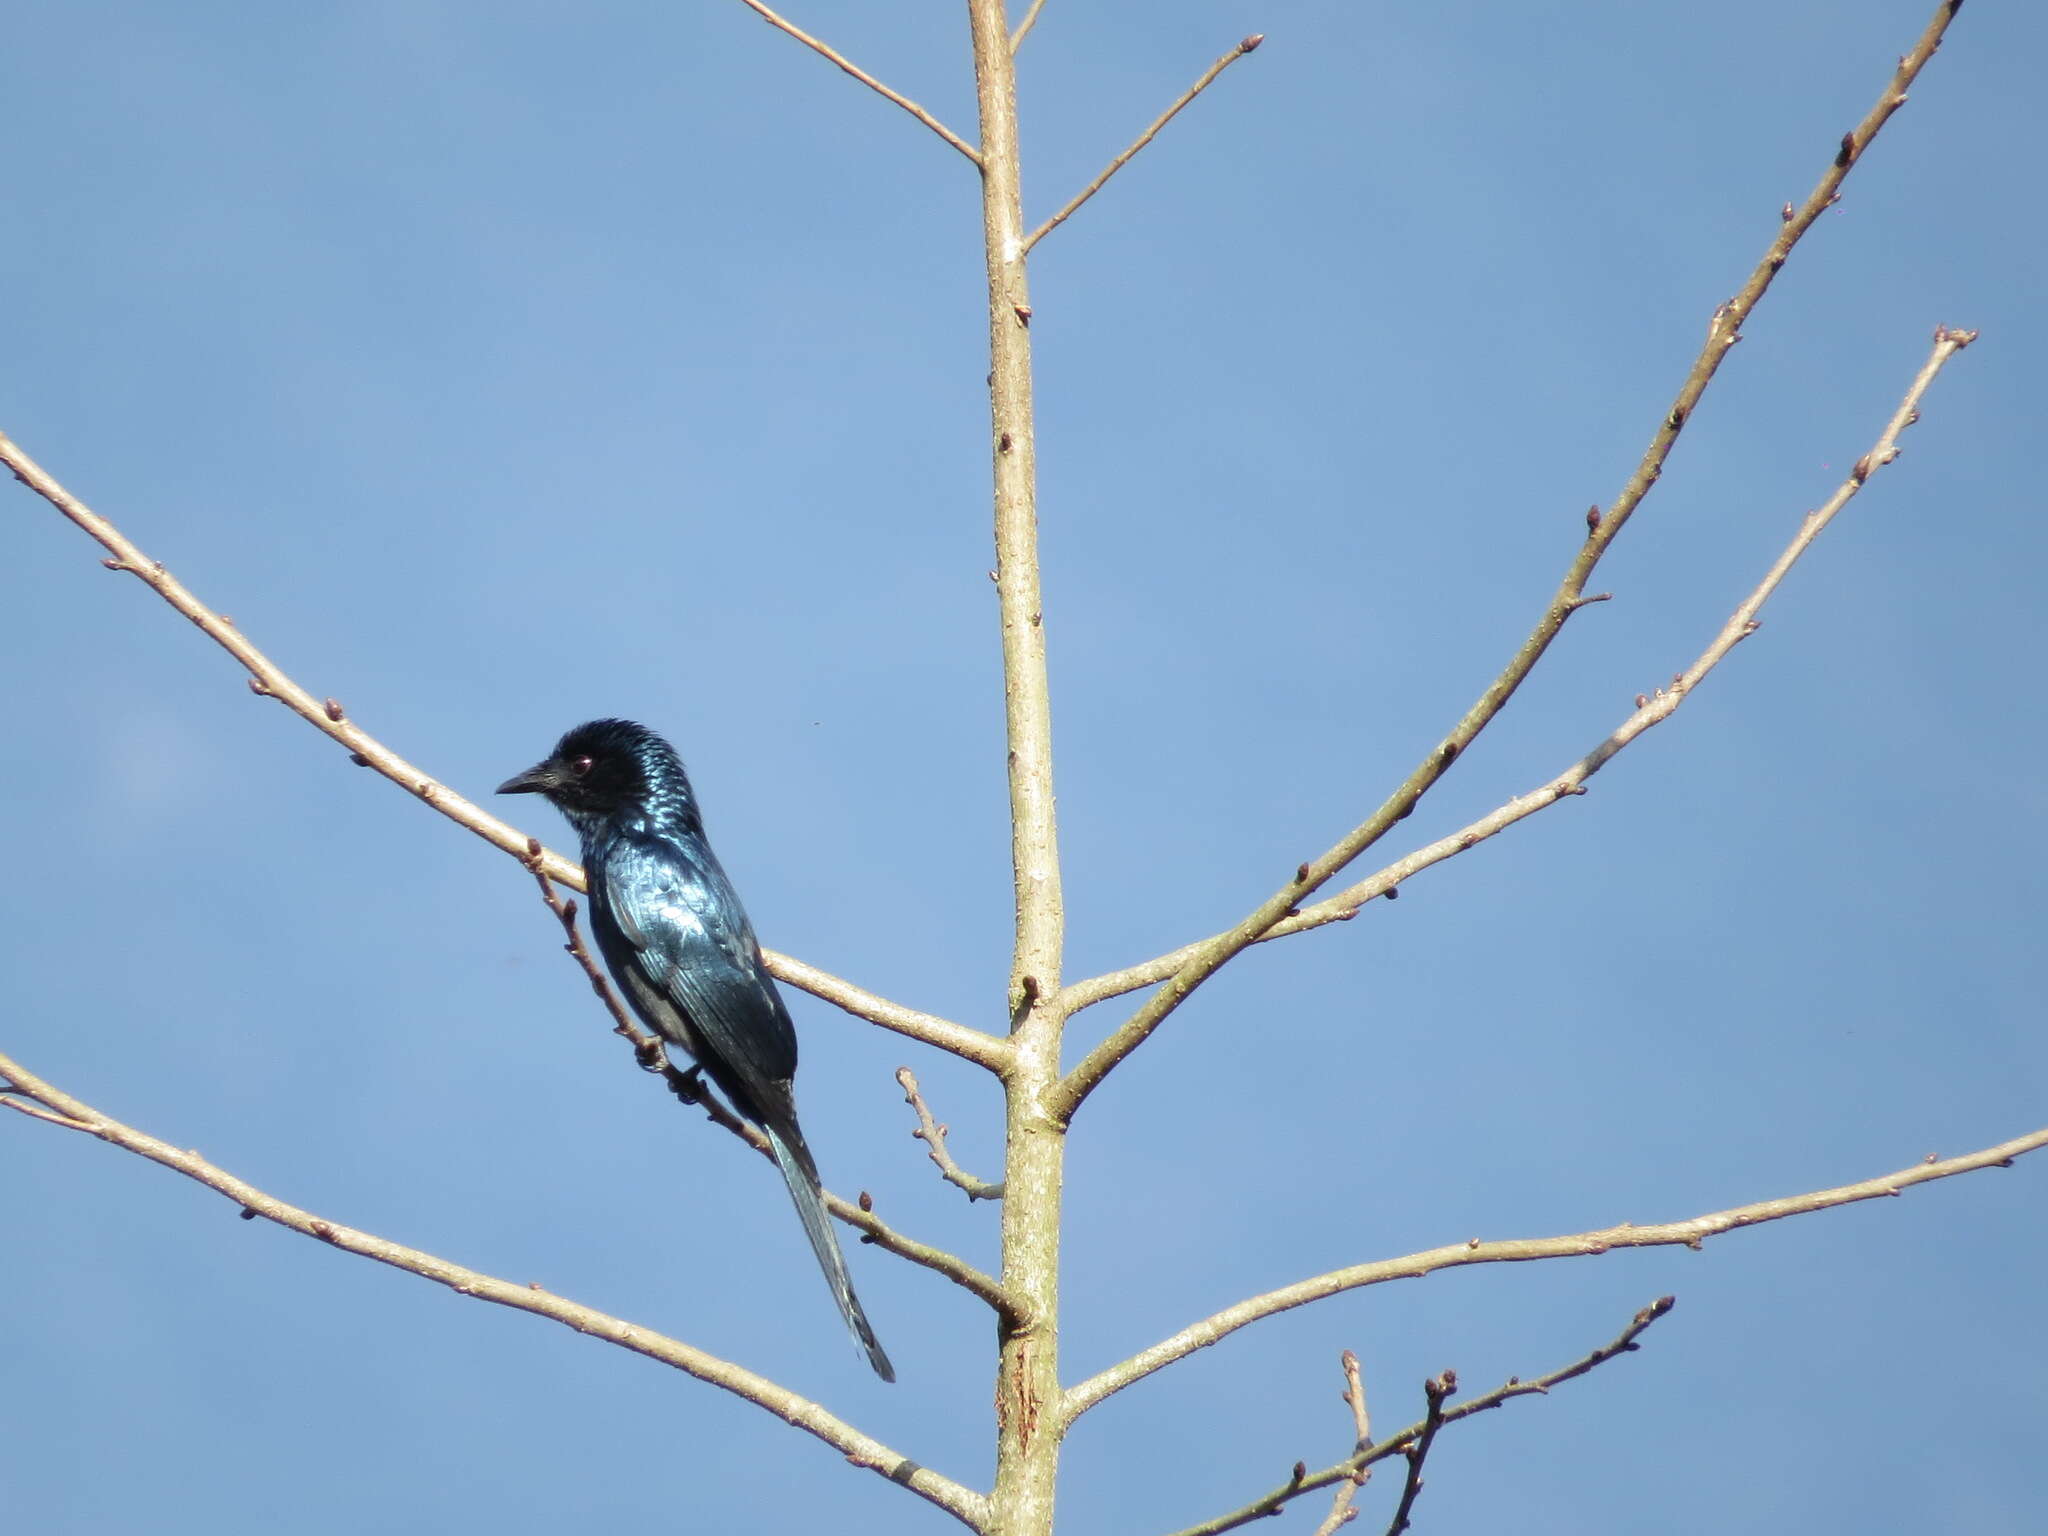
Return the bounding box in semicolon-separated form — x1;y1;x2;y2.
570;756;595;777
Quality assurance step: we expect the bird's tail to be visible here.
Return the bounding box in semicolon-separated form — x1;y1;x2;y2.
763;1119;896;1383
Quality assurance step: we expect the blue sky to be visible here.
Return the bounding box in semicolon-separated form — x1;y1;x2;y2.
3;2;2043;1532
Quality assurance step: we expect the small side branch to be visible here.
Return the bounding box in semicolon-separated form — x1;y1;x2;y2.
0;1094;95;1132
1058;325;1977;1020
0;1047;989;1533
523;840;673;1069
1009;0;1048;52
1378;1370;1451;1536
519;851;1023;1320
898;1068;1006;1200
1065;1122;2047;1421
0;428;1007;1073
737;0;982;165
1308;1349;1373;1536
1023;35;1262;253
778;956;1009;1069
703;1089;1022;1320
839;1179;1026;1323
1161;1301;1674;1536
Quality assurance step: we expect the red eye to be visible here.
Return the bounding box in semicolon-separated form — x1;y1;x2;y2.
570;756;595;776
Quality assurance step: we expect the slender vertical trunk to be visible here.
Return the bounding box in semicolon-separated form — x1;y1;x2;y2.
967;4;1067;1532
989;1029;1067;1536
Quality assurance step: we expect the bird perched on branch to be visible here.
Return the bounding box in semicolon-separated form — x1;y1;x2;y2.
498;718;894;1381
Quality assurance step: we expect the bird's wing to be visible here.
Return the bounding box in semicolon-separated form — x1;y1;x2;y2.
600;831;892;1380
599;829;799;1099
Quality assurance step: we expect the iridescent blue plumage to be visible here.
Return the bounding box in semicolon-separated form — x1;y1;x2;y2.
499;719;893;1381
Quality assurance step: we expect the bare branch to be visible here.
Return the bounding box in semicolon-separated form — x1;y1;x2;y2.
1044;1;1963;1119
518;854;1023;1316
0;425;580;887
0;1046;989;1532
1341;1348;1372;1448
0;429;1007;1073
899;1068;1006;1200
0;1093;96;1132
1311;1475;1367;1535
838;1172;1025;1322
1308;1349;1373;1536
779;954;1008;1068
735;0;982;165
698;1076;1025;1319
1066;1125;2046;1421
1009;0;1049;52
1060;323;1979;1018
1162;1300;1675;1536
1022;35;1262;253
523;840;670;1064
1379;1370;1452;1536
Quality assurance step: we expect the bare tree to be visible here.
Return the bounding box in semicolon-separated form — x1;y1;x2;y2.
4;3;2039;1533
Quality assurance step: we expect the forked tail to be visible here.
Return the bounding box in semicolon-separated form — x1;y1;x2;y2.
763;1120;896;1383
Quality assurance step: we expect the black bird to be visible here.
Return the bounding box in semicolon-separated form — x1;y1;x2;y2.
498;719;894;1381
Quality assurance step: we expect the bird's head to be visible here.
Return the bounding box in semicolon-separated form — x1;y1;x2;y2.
496;718;695;834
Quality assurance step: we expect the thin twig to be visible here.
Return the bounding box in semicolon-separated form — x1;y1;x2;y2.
898;1068;1006;1200
1160;1300;1674;1536
664;1061;1026;1318
0;429;1008;1074
523;840;667;1063
781;952;1005;1068
0;1093;96;1132
520;845;1024;1318
1022;35;1262;253
1381;1371;1451;1536
836;1169;1024;1321
1009;0;1049;52
1342;1349;1372;1447
1310;1349;1373;1536
1045;0;1966;1119
1060;323;1978;1018
522;849;768;1137
0;1046;990;1533
1065;1121;2042;1422
736;0;981;165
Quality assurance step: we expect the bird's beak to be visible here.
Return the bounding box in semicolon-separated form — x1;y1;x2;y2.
496;760;557;796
